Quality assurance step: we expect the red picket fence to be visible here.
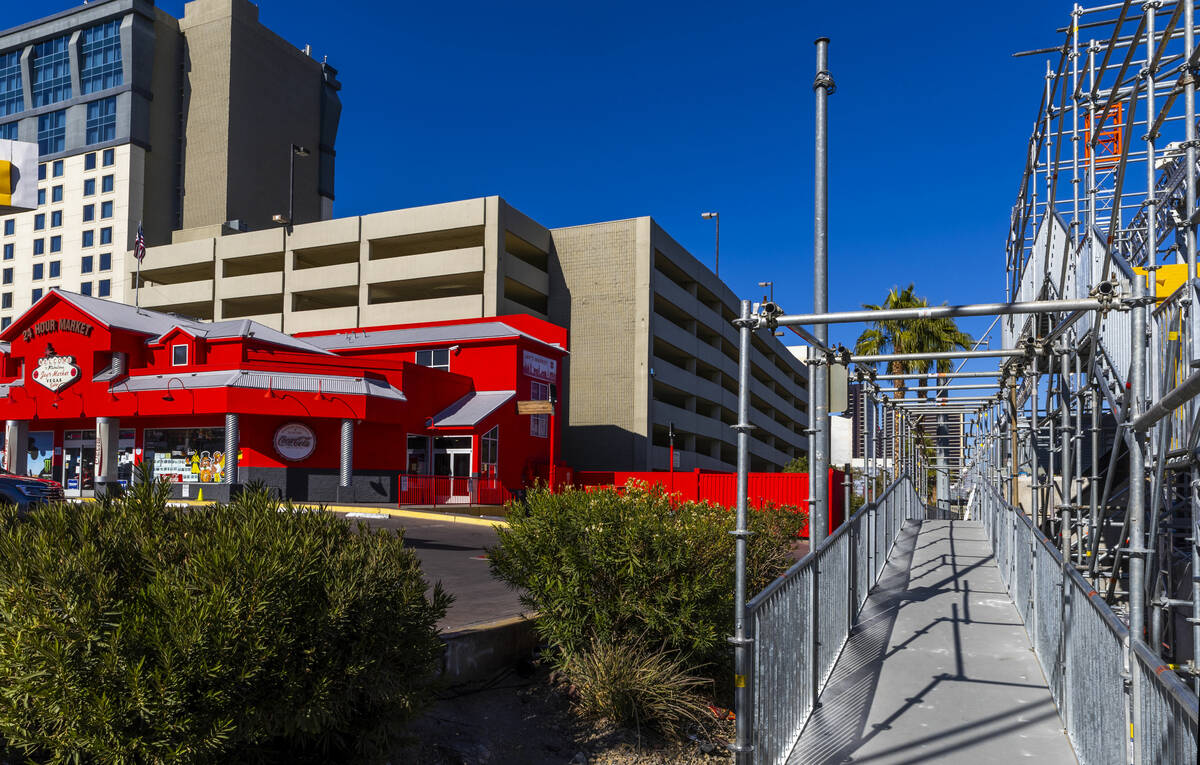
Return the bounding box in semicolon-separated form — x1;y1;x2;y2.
397;474;508;506
573;468;846;537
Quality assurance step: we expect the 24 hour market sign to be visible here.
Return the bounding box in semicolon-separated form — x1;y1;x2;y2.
22;318;94;342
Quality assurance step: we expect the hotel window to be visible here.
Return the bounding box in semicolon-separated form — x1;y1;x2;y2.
83;179;96;196
50;211;62;228
2;268;11;284
2;220;11;235
1;318;10;330
102;149;115;167
33;239;44;255
33;214;44;231
36;109;66;155
172;344;188;366
52;160;63;178
98;279;110;297
101;201;113;219
31;36;71;107
37;189;45;206
83;205;95;222
86;97;117;145
82;231;94;248
530;381;550;438
101;175;114;193
80;20;123;94
0;51;22;117
50;236;61;253
416;348;450;371
51;186;63;203
37;164;45;181
31;288;41;302
49;261;60;279
99;228;112;245
99;252;111;270
0;123;15;140
481;426;499;473
2;244;10;260
1;294;10;310
37;111;66;155
32;264;42;280
80;282;92;296
81;255;93;274
84;153;96;171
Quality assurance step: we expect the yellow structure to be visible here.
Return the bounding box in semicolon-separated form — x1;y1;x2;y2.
1134;263;1193;302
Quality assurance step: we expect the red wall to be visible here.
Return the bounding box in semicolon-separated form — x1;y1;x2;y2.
574;469;847;537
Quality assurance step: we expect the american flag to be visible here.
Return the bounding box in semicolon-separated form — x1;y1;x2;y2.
134;223;146;263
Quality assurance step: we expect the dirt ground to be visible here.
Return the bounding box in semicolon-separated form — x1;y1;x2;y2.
392;663;735;765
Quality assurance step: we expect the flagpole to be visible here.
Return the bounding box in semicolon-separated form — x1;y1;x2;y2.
135;255;140;309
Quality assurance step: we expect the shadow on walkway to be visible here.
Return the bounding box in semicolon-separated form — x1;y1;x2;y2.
787;520;1075;765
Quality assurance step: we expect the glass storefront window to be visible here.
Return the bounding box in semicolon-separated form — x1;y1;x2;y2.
144;427;226;484
27;431;53;479
407;434;428;475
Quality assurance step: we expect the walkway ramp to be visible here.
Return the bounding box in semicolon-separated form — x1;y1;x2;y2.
788;520;1076;764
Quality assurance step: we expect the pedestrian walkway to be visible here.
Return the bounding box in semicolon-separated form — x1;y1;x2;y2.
788;520;1077;764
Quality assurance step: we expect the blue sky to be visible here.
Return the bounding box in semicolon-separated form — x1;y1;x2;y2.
31;0;1071;360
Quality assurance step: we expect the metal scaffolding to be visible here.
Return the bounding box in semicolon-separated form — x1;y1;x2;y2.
731;4;1200;761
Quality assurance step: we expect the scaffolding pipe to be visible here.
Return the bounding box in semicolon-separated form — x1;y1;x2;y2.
811;37;834;548
771;297;1112;328
1129;273;1149;765
731;299;753;763
853;349;1026;364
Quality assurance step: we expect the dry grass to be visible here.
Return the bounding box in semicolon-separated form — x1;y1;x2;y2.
562;637;713;740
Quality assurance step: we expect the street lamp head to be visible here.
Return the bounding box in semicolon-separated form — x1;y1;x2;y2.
272;213;289;225
291;144;311;157
701;211;718;220
758;281;772;288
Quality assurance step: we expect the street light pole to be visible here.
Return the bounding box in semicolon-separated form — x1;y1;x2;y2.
287;143;310;230
702;211;720;277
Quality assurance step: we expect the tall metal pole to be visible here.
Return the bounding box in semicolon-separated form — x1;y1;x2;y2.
1129;273;1148;764
731;299;754;763
812;37;835;545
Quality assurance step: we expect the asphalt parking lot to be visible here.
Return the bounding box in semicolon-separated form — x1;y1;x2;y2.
344;512;527;631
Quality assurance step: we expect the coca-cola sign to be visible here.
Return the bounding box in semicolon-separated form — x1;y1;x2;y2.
273;422;316;462
32;354;80;392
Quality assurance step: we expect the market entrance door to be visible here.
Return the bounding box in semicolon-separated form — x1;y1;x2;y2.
433;436;473;503
62;430;96;498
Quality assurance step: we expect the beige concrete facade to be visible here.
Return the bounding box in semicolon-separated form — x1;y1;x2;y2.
136;197;554;333
134;196;809;471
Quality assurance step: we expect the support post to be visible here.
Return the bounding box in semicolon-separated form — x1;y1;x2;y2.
811;36;834;547
1129;273;1148;764
339;418;354;493
224;413;239;486
95;416;120;496
4;420;27;475
730;299;754;762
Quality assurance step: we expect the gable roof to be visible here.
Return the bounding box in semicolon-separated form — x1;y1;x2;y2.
4;289;333;356
431;390;515;427
304;321;564;353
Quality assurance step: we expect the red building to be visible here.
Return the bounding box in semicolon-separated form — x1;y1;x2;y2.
0;289;567;504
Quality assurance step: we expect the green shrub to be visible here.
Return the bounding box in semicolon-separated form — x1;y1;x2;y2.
561;637;710;737
0;473;450;764
489;484;805;676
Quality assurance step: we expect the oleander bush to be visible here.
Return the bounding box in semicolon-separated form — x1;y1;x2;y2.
0;470;450;764
489;483;805;731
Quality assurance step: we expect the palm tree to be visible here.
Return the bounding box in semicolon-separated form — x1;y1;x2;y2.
853;284;973;400
855;284;973;494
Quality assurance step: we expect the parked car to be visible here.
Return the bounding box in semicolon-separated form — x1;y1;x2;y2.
0;472;65;511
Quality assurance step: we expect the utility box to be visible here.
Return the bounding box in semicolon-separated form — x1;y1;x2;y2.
829;362;848;412
0;139;38;214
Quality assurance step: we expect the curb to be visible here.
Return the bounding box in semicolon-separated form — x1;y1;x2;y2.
440;614;539;684
76;497;509;528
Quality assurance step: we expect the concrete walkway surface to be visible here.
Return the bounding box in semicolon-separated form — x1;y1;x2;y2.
788;520;1076;765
